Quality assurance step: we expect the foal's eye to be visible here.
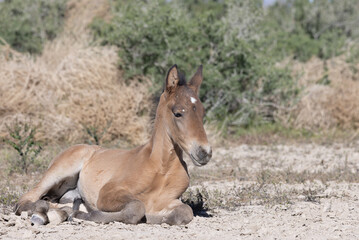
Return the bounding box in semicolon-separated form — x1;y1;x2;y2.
174;112;182;118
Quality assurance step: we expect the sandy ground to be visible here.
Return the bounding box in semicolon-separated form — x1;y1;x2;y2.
1;143;359;240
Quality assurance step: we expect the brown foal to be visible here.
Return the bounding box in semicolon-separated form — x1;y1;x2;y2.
15;65;212;225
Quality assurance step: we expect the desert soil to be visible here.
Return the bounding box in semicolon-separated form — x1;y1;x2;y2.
1;143;359;240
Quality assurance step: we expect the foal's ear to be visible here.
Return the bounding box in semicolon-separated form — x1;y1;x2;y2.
189;65;203;95
165;64;179;94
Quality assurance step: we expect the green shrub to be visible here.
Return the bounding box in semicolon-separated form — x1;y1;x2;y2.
91;0;297;133
82;120;112;145
0;0;67;54
262;0;358;61
2;121;42;174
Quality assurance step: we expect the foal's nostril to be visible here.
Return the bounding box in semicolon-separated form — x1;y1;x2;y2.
197;146;212;163
198;148;207;160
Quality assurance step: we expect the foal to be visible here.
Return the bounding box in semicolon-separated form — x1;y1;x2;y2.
15;65;212;225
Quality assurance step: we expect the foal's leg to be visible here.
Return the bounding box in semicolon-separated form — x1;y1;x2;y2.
72;200;145;224
30;200;72;225
15;145;99;215
72;183;145;224
146;199;194;225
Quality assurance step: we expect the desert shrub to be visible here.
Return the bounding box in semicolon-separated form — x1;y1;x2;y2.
0;0;153;146
0;0;67;54
0;189;20;207
2;121;42;174
262;0;359;62
82;120;112;145
91;0;297;133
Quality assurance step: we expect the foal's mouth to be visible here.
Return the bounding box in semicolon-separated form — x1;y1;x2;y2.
189;153;206;166
188;145;212;166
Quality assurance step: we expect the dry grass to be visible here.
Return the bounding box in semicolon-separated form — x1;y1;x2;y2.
288;55;359;131
0;0;153;145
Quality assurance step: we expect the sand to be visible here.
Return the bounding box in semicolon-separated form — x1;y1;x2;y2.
1;142;359;239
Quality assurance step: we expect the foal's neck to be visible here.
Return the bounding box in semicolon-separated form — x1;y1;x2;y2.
147;112;184;173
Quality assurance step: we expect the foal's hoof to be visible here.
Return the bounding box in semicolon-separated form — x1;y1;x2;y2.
14;200;33;216
164;204;194;225
31;212;49;225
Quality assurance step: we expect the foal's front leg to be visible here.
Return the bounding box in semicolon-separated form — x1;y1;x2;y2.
146;199;194;225
30;200;72;225
72;183;146;224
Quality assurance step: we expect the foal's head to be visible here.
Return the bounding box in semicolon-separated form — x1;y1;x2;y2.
158;65;212;166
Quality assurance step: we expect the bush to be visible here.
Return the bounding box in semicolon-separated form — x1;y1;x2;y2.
2;121;42;174
0;0;67;54
91;0;297;133
262;0;358;61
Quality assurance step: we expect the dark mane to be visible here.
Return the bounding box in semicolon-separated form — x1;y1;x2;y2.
177;70;187;86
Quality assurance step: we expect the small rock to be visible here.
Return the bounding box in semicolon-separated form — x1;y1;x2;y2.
282;205;288;210
15;218;23;226
21;211;29;220
291;210;303;216
297;195;306;201
324;188;333;196
84;220;98;226
1;214;10;222
6;222;15;227
275;205;288;211
322;201;332;212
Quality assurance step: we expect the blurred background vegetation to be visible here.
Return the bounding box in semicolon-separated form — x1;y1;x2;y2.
0;0;359;141
0;0;66;54
91;0;359;134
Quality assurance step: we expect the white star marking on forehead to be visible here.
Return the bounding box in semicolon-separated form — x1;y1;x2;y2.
190;97;197;104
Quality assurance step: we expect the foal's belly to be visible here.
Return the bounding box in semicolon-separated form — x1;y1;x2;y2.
76;147;189;213
77;148;130;210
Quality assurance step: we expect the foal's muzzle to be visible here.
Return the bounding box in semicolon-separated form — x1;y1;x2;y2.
190;145;212;166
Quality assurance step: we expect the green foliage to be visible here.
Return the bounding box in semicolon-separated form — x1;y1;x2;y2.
0;0;67;54
91;0;358;132
91;0;297;132
262;0;358;61
82;120;112;145
0;188;20;207
2;121;42;174
347;44;359;64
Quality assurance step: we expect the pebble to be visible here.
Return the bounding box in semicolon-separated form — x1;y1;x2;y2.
20;212;28;220
6;222;15;227
291;210;303;216
322;201;332;212
15;218;23;226
1;214;10;222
